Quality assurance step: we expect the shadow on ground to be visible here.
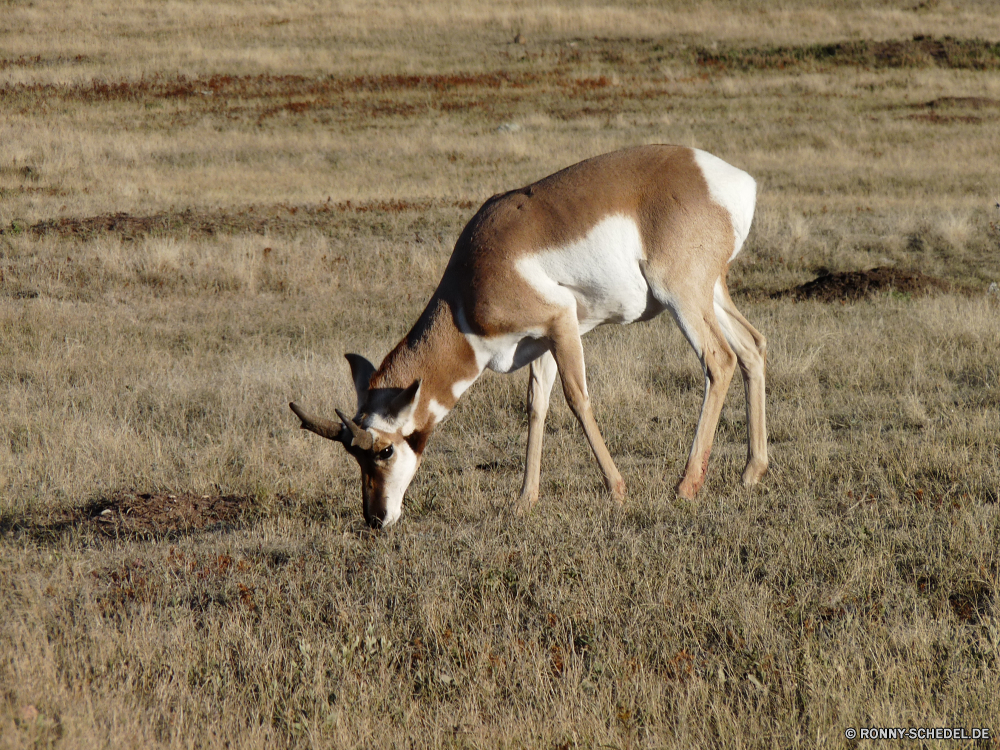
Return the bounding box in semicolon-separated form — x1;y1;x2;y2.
771;266;960;302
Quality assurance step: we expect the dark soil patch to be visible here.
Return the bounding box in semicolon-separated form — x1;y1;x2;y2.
923;96;1000;109
0;55;91;71
2;491;250;541
948;581;993;624
697;36;1000;72
24;206;333;242
771;267;954;303
2;71;548;103
0;69;618;125
909;112;982;124
86;491;248;535
17;199;475;242
907;96;1000;124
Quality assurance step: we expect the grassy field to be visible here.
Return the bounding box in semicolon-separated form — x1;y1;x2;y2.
2;1;1000;747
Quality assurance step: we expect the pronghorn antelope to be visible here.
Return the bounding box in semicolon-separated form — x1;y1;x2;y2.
290;145;767;528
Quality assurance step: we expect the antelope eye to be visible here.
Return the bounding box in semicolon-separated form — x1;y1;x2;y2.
376;445;394;461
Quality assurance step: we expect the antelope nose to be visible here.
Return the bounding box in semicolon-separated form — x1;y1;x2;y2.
365;508;387;529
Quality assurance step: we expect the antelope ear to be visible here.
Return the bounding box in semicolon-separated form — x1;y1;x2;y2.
389;379;421;427
345;353;376;408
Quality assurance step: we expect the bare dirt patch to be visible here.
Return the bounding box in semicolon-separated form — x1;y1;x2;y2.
87;491;248;535
3;491;249;540
924;96;1000;110
0;71;616;124
0;54;91;71
909;112;983;124
3;72;551;103
771;267;954;302
17;199;475;241
948;580;994;624
906;96;1000;124
697;36;1000;72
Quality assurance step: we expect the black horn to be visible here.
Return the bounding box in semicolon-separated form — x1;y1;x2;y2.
289;402;349;443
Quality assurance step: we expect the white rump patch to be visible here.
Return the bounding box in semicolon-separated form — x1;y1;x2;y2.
692;149;757;262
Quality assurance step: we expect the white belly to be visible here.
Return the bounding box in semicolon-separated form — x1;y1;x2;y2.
515;214;652;334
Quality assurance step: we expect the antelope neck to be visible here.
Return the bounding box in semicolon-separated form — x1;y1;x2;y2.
369;295;482;433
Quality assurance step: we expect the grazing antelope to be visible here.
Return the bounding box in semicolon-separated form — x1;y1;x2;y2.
290;145;767;528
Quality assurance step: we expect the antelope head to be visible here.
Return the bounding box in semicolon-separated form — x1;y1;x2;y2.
290;354;423;528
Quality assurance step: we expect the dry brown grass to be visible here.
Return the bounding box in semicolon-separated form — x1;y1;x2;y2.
2;1;1000;747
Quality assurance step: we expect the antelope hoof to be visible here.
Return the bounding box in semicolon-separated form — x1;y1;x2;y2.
514;490;538;517
608;477;626;505
677;451;710;499
741;459;768;487
676;475;703;500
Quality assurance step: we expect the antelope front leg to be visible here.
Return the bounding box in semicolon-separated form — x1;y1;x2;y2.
549;314;626;504
515;351;558;515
